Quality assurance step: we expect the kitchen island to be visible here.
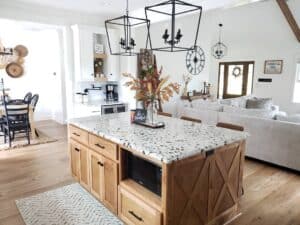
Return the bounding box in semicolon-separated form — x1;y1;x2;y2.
68;112;248;225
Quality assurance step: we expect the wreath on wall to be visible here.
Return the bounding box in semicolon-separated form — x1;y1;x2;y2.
232;66;242;77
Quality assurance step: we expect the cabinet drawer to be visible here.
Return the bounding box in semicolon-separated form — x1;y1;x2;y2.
89;134;117;161
69;125;89;146
119;187;161;225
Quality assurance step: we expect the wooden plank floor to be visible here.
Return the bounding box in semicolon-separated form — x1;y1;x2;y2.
0;120;300;225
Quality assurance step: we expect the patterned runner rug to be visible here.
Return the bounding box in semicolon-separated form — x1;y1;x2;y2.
16;183;124;225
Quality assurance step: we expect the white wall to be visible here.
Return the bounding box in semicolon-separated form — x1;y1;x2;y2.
133;0;300;114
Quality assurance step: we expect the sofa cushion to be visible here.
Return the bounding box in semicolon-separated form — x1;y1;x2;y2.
219;96;252;108
179;107;219;125
191;100;223;112
276;114;300;123
223;105;276;119
246;98;273;109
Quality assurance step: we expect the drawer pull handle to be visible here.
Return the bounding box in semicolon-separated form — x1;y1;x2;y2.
129;211;143;222
72;132;80;137
75;148;80;152
95;143;105;149
97;161;104;167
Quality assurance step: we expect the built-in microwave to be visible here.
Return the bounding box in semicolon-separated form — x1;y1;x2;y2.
126;151;162;196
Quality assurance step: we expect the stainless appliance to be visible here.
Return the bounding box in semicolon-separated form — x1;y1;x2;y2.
101;103;128;115
106;84;119;101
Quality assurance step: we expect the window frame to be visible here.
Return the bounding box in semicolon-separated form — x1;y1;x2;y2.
292;62;300;103
296;62;300;82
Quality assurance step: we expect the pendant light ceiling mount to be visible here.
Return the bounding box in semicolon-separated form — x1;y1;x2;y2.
145;0;203;52
212;23;227;59
105;0;150;56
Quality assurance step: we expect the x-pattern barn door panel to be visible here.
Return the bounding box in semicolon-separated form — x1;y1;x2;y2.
164;141;245;225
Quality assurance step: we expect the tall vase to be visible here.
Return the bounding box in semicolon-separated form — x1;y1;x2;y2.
147;100;158;124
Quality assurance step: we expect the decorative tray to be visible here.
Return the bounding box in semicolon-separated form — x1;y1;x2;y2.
133;121;165;129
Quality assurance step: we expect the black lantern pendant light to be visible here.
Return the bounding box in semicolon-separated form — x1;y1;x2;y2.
145;0;202;52
212;23;227;59
105;0;150;56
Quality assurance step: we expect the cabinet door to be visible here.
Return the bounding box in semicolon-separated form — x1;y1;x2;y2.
69;141;90;189
117;105;126;113
70;143;80;181
102;156;118;213
79;28;94;81
102;107;115;114
90;151;104;200
79;146;90;190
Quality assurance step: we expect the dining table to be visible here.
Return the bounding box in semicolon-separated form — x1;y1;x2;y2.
0;104;36;139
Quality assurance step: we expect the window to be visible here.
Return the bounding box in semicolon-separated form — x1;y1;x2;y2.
293;62;300;103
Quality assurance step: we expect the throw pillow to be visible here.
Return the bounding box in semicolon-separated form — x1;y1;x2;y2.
246;98;273;110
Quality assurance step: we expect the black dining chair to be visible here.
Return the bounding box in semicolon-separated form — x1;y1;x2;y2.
3;100;31;147
30;94;39;111
30;94;39;137
23;92;32;103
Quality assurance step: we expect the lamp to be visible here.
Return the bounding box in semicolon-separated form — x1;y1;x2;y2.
145;0;202;52
212;23;227;59
105;0;150;56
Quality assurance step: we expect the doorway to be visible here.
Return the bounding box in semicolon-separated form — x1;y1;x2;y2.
218;61;254;99
0;19;66;123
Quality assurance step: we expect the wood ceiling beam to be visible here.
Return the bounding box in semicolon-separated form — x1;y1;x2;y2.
276;0;300;42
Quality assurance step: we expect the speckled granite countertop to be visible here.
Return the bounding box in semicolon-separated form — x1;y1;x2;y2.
69;113;248;164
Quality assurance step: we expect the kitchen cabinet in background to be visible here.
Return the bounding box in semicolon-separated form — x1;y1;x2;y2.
71;24;120;82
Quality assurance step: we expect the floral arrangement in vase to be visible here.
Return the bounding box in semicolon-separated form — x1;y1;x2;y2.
123;65;180;124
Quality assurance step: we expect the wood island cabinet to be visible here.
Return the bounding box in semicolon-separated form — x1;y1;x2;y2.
68;123;245;225
69;125;118;214
90;150;118;213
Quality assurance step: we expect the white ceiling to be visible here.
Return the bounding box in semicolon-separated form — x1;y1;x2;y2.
5;0;267;16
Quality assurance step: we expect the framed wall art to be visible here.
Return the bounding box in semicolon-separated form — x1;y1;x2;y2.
264;60;283;74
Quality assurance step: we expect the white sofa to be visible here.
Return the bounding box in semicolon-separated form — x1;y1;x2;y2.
170;97;300;171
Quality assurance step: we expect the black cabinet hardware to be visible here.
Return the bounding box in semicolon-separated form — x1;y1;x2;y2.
97;161;104;167
128;211;143;221
95;143;105;149
75;148;80;152
72;132;80;137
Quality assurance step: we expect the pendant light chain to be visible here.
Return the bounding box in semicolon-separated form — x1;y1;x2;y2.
219;24;222;43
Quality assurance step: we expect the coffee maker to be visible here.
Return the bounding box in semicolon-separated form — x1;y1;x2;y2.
106;84;119;101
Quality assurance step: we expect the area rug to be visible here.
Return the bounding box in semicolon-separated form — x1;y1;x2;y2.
16;183;124;225
0;129;57;151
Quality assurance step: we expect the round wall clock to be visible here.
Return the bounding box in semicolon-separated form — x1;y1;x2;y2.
6;62;24;78
186;46;205;75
